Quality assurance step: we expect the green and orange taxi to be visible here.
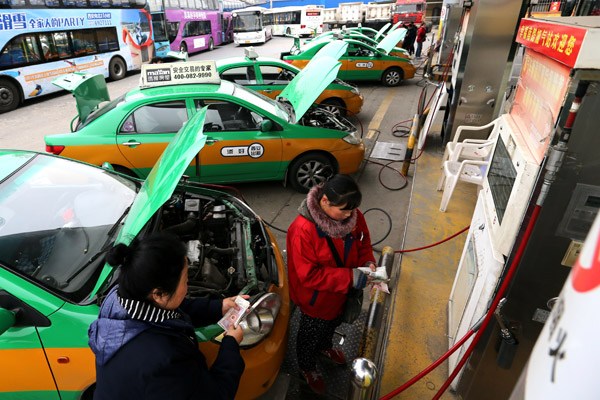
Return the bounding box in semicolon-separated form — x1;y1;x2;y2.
284;29;416;87
216;48;364;117
45;45;364;193
0;109;289;399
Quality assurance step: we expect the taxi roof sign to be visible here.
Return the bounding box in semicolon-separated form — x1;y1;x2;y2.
139;60;220;88
245;47;259;60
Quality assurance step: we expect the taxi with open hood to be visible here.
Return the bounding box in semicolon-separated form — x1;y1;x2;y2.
307;22;409;58
45;47;364;193
216;46;363;117
0;110;290;399
284;29;415;87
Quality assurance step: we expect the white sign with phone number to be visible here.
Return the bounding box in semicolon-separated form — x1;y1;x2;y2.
139;60;220;88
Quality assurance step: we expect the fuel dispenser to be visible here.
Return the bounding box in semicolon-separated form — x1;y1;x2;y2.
445;17;600;399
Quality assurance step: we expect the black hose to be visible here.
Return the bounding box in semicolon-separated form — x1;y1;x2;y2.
363;207;393;246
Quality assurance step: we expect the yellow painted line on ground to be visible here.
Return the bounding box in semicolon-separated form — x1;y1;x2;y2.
366;90;396;140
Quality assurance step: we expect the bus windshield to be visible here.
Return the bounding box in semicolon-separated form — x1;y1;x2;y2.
233;13;262;33
152;16;168;42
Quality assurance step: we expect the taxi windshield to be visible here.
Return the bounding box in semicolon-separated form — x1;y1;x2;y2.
233;85;290;122
0;153;137;302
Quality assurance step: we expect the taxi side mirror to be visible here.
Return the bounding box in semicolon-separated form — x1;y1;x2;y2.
261;119;273;132
0;308;16;335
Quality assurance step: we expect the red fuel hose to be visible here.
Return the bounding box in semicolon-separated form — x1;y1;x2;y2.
379;327;477;400
431;204;542;399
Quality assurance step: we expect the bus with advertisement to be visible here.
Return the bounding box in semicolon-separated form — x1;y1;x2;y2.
162;0;232;55
392;0;426;26
147;0;171;58
263;5;324;37
232;6;272;45
0;0;156;113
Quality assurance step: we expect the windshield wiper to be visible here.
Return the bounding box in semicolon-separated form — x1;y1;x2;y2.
107;206;131;238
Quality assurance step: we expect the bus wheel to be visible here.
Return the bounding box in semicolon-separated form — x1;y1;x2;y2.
0;79;21;113
208;38;214;51
109;58;126;81
381;67;403;87
285;27;291;36
180;42;187;53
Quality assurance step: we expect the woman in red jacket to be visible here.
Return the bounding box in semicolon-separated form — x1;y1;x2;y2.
286;174;376;395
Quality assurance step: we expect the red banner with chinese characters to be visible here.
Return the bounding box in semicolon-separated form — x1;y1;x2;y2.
510;49;571;163
516;18;587;68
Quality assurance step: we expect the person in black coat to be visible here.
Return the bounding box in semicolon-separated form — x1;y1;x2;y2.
88;232;246;399
402;22;418;56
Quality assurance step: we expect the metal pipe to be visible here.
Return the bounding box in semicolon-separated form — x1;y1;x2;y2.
359;246;395;361
349;358;378;400
537;80;589;207
401;114;421;176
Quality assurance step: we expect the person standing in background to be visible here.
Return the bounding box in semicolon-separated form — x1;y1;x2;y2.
402;22;418;56
415;22;427;58
286;174;376;395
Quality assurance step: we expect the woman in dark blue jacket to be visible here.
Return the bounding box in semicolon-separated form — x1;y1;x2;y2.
88;232;245;399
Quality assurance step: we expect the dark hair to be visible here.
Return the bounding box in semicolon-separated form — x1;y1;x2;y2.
106;232;187;301
321;174;362;210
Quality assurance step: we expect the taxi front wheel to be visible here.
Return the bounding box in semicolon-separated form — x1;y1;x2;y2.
381;68;404;87
288;153;335;193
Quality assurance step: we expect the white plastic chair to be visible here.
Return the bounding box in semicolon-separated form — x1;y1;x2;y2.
441;118;501;162
437;118;501;195
437;159;490;212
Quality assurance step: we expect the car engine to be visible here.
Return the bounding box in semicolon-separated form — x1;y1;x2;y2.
158;190;278;299
299;107;356;133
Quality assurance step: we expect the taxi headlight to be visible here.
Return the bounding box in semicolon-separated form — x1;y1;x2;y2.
350;87;360;95
343;133;361;145
238;292;281;347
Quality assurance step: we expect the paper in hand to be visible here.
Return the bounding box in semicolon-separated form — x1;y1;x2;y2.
357;265;389;282
218;296;250;331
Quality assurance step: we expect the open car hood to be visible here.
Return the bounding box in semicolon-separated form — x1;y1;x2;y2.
278;41;347;121
89;108;207;298
377;29;407;55
374;22;391;41
116;108;207;244
52;72;110;124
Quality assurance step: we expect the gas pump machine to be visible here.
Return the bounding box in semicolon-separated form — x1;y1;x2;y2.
446;17;600;399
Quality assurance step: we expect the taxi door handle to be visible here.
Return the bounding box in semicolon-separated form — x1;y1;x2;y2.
263;89;273;93
122;141;141;147
206;138;219;145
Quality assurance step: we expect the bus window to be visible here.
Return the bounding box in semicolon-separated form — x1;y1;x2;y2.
39;33;59;61
52;32;73;58
0;34;41;66
96;27;119;52
167;21;180;42
183;20;210;37
71;30;98;56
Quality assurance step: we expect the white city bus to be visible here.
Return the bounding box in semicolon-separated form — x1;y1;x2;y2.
264;5;324;37
232;6;272;45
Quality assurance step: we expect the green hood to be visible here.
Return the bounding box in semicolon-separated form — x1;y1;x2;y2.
89;108;207;298
374;22;391;41
52;72;110;124
377;29;407;55
116;107;208;244
278;41;347;121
